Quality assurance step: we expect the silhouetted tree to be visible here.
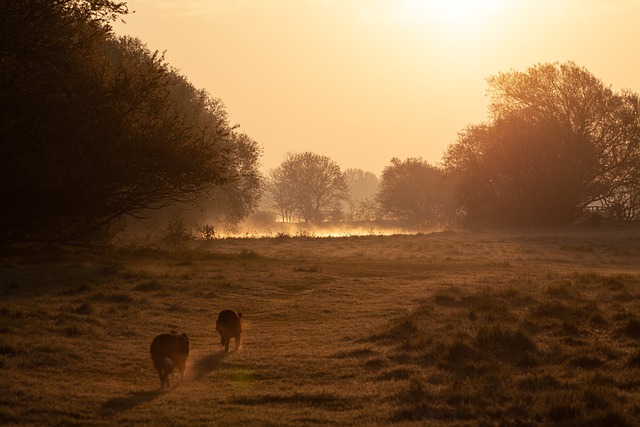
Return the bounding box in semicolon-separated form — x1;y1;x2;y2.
444;62;640;226
0;2;263;243
267;152;348;223
1;1;128;242
192;132;265;232
377;158;448;226
445;115;580;225
588;92;640;220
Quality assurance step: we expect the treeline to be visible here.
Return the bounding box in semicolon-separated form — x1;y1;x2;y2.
262;155;447;229
263;62;640;230
1;0;262;244
3;2;640;245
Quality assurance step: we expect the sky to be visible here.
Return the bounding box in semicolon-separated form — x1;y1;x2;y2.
113;0;640;176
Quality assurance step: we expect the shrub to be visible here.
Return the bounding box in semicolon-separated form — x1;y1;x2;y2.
295;229;316;238
163;215;192;246
198;224;216;240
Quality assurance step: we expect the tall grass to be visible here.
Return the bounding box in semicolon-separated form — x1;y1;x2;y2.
371;272;640;425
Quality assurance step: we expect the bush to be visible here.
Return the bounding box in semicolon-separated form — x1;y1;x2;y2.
163;215;192;246
198;224;216;240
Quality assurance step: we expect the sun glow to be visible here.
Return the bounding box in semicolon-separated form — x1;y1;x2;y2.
389;0;507;33
430;0;506;25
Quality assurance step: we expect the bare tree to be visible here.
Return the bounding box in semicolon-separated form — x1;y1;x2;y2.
267;152;348;223
267;165;297;223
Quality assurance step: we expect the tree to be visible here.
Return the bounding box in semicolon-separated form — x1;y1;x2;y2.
444;62;640;226
376;158;448;226
267;166;297;223
192;132;265;232
588;92;640;220
0;2;263;243
445;116;580;225
1;0;130;242
344;169;379;221
267;152;348;223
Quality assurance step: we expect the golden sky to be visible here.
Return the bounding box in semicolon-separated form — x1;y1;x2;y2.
114;0;640;176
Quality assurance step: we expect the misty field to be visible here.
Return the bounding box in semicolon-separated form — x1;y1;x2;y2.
2;227;640;426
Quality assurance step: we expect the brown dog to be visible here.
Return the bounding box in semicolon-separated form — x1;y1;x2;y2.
150;331;190;389
216;310;242;352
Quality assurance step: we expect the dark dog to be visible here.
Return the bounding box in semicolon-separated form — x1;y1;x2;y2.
150;331;190;389
216;310;242;352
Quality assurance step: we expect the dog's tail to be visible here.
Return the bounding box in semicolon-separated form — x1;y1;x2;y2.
163;357;175;371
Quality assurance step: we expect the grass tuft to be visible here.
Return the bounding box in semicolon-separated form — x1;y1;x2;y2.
238;249;260;258
133;280;161;292
293;265;321;273
62;284;92;295
570;356;604;370
433;293;457;306
73;302;94;315
61;326;83;337
626;351;640;368
90;293;134;304
444;341;476;364
0;344;16;356
621;318;640;339
476;325;537;354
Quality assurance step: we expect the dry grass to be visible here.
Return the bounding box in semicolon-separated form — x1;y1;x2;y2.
1;226;640;425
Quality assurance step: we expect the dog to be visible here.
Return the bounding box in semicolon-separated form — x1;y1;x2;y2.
150;331;190;389
216;310;242;352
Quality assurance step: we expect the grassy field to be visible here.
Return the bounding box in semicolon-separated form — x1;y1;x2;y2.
1;227;640;426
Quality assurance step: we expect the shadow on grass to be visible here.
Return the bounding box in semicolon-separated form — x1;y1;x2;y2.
101;353;226;416
101;390;162;416
191;352;227;381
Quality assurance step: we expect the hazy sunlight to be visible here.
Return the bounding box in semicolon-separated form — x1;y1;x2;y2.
391;0;506;29
112;0;640;175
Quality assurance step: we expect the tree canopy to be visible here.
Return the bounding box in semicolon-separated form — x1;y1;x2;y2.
267;152;348;223
444;62;640;226
377;157;448;226
1;0;262;243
